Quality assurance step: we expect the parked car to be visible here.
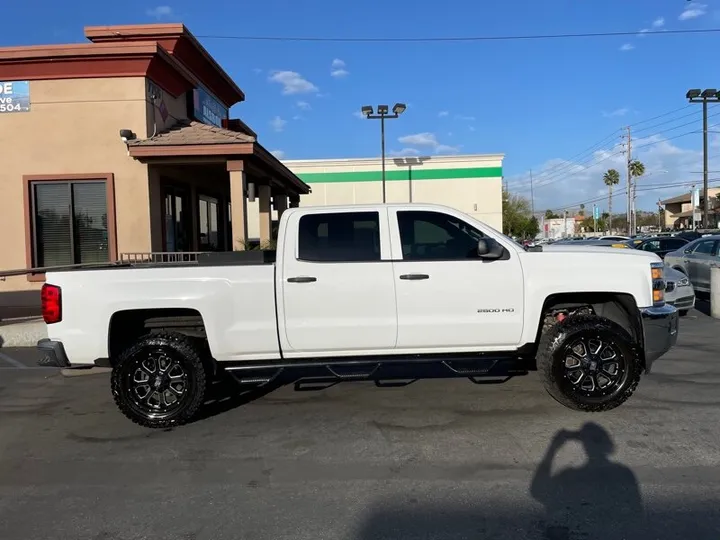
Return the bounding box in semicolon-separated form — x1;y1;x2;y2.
36;203;679;428
664;266;695;316
664;234;720;293
622;236;690;260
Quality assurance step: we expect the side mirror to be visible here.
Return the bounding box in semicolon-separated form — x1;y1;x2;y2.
477;238;505;260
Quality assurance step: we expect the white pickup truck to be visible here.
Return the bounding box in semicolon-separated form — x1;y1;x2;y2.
37;203;679;428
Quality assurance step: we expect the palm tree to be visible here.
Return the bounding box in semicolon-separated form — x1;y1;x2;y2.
603;169;621;231
628;160;645;233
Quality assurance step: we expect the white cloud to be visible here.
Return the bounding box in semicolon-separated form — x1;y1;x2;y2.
506;134;720;213
397;132;459;155
637;29;650;37
292;115;304;121
619;43;634;51
435;144;460;154
146;5;174;19
268;71;318;95
270;149;286;159
679;3;707;20
388;148;421;157
270;116;287;132
331;69;349;78
652;16;665;27
331;59;345;68
398;132;438;146
296;100;311;110
438;111;449;117
353;111;366;119
455;114;476;121
602;107;630;118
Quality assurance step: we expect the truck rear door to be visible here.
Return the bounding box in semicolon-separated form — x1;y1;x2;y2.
278;208;398;354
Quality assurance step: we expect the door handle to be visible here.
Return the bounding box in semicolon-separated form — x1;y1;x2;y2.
399;273;430;280
287;276;317;283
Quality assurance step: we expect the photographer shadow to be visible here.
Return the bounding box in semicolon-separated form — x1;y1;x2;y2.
530;422;643;539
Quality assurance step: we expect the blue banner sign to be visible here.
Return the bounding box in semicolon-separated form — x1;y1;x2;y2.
593;205;600;220
192;86;227;127
0;81;30;113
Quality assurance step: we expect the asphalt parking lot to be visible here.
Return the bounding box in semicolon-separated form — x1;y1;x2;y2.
1;310;719;540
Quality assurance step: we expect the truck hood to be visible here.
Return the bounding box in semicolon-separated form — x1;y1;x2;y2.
542;244;661;262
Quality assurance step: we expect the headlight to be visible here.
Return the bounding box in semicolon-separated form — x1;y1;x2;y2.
678;277;690;287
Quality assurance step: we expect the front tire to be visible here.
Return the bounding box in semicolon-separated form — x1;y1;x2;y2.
537;315;641;412
111;332;207;429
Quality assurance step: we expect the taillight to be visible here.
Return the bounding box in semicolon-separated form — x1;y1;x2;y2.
41;284;62;324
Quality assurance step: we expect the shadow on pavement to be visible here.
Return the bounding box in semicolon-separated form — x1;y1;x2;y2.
354;423;720;540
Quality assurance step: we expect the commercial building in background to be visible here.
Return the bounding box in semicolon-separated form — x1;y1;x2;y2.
243;154;504;237
661;188;720;229
0;23;309;306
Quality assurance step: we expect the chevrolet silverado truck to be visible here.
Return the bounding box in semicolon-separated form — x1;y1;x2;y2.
37;203;679;428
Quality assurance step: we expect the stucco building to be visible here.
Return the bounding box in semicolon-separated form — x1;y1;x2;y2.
0;23;309;298
661;188;720;229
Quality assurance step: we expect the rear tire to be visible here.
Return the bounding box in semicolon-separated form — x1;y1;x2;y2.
537;315;641;412
111;332;207;429
679;310;689;317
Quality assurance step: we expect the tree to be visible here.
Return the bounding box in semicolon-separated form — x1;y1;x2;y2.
629;160;645;181
503;189;538;238
545;209;560;219
603;169;621;231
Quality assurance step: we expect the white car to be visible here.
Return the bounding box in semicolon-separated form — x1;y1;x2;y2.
664;266;695;316
36;203;679;428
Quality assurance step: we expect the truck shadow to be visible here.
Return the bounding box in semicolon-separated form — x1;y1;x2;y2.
194;366;529;423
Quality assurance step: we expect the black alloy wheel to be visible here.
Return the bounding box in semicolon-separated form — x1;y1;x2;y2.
111;332;207;428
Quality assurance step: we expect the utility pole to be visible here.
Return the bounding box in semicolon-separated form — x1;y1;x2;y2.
529;169;535;216
625;125;633;235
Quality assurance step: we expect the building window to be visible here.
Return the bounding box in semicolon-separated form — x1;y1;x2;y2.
298;212;380;262
198;195;220;251
29;179;111;268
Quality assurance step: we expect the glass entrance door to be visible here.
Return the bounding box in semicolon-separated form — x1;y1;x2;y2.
163;187;191;252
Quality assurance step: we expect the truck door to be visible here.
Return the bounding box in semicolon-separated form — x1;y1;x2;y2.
388;208;524;350
279;208;398;354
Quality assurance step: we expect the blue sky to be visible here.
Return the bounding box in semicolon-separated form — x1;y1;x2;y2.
1;0;719;212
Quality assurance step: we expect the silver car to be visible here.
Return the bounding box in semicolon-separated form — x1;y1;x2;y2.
664;234;720;293
664;266;695;316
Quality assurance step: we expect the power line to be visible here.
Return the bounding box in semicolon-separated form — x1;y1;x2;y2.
628;105;694;128
196;27;720;43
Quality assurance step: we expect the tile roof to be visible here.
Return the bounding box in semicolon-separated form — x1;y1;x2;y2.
128;120;255;146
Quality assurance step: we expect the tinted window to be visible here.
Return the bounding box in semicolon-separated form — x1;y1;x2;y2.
298;212;380;262
660;238;687;251
640;240;661;252
397;211;484;260
692;240;716;255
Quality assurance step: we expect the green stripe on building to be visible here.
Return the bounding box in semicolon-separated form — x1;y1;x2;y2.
297;166;502;184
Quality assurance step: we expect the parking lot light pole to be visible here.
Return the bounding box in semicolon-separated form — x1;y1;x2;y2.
361;103;407;203
686;89;720;228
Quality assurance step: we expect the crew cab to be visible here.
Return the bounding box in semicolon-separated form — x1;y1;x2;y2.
37;203;679;428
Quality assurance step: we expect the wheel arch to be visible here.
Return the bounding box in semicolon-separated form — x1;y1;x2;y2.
535;292;645;370
107;308;212;370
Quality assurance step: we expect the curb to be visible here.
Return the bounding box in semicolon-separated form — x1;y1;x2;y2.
0;319;46;348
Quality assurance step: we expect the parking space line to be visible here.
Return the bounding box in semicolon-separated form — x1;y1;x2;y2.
0;352;27;369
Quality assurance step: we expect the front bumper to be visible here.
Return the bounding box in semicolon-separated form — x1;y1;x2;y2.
667;293;695;311
640;304;679;372
37;338;71;368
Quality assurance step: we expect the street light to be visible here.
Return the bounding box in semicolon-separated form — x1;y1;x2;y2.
361;103;407;203
687;88;720;228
